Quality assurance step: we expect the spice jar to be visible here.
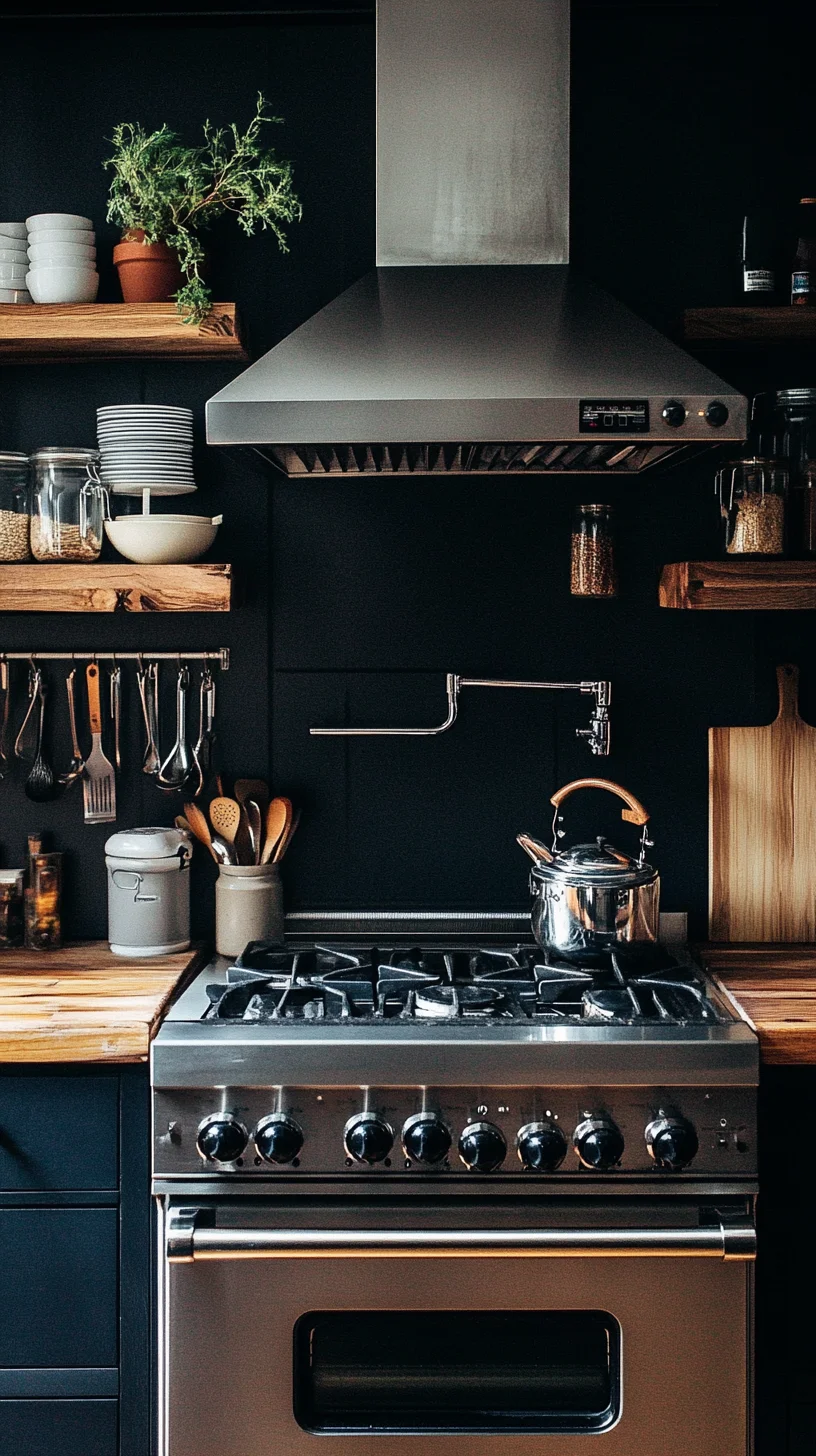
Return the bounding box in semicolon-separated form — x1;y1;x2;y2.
0;871;24;949
30;447;107;562
570;504;617;597
716;459;787;556
24;851;62;951
0;452;31;562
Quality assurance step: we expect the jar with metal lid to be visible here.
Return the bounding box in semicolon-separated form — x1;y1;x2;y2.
774;389;816;553
570;504;617;597
0;452;31;562
716;458;788;555
30;447;107;562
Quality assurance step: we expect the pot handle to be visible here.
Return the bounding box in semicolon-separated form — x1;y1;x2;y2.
549;777;649;826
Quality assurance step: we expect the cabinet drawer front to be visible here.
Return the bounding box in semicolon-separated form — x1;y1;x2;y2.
0;1399;117;1456
0;1209;117;1367
0;1073;118;1190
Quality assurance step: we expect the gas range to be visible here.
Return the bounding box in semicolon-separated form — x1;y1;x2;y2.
152;913;758;1187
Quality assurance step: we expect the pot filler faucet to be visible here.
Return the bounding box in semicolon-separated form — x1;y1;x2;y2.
310;675;612;756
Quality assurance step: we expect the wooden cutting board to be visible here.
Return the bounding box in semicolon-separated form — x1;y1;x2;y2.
709;664;816;941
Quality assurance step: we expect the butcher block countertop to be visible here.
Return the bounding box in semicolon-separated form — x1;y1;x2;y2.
0;941;205;1063
702;946;816;1065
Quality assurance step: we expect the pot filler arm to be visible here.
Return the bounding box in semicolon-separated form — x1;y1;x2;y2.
310;676;612;756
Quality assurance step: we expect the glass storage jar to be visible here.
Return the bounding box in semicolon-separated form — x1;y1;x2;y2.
30;447;106;562
0;452;31;562
716;458;788;555
570;504;617;597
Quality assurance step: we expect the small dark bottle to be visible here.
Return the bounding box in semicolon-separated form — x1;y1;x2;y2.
741;212;777;302
791;198;816;305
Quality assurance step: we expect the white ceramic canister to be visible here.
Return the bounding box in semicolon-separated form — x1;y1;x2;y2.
215;863;283;957
105;827;192;957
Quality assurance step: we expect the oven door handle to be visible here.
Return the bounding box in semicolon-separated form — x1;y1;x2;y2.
166;1209;756;1263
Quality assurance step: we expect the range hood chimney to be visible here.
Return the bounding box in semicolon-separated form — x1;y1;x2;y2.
206;0;746;475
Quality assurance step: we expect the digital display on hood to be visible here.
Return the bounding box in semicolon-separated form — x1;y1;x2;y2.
580;401;650;432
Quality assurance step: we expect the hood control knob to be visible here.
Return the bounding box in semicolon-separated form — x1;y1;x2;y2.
573;1115;624;1171
662;400;686;427
458;1121;507;1172
517;1120;568;1172
402;1113;451;1165
646;1115;699;1171
254;1114;304;1165
344;1113;394;1165
196;1113;248;1165
705;400;729;427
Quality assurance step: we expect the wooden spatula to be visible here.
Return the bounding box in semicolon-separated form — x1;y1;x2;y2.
261;797;292;863
235;778;269;817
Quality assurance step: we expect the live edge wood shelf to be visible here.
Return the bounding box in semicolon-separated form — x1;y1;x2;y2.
0;563;231;612
0;302;248;362
684;307;816;344
659;560;816;610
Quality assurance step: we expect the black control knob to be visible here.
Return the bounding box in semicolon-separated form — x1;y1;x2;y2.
344;1113;394;1165
196;1114;247;1164
254;1114;304;1165
458;1121;507;1172
573;1116;624;1171
705;400;729;428
517;1120;568;1173
646;1115;699;1172
402;1114;452;1165
662;399;686;428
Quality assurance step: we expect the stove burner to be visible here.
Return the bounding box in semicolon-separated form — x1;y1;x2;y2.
204;939;726;1027
413;984;502;1019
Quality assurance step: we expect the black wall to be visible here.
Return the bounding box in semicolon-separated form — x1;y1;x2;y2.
1;1;815;940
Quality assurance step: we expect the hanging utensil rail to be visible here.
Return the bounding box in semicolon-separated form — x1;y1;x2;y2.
310;674;612;756
0;649;230;669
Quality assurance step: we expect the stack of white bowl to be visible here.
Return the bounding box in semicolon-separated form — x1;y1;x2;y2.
26;213;99;304
0;223;31;303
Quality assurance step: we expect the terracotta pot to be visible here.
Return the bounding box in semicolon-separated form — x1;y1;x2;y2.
113;233;183;303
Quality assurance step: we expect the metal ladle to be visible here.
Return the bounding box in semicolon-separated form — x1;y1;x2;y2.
158;665;195;793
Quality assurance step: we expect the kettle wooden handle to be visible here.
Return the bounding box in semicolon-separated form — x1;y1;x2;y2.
549;777;649;826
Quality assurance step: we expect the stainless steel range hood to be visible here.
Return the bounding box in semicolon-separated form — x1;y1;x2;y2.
206;0;747;474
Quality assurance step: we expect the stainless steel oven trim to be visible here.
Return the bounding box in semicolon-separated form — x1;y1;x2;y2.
166;1205;756;1263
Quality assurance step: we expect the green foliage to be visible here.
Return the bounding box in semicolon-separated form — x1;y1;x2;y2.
104;94;302;323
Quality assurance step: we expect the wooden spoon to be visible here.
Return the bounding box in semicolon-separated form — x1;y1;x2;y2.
183;801;218;862
272;805;300;863
209;796;242;846
235;777;269;819
261;796;291;864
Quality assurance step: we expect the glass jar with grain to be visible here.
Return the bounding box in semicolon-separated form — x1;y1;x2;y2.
30;447;107;562
0;452;31;561
716;459;787;556
570;503;617;597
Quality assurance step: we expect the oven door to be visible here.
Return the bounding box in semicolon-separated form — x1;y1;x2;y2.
159;1197;754;1456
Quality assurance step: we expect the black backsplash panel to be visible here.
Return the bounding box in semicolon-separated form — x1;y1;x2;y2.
1;5;816;941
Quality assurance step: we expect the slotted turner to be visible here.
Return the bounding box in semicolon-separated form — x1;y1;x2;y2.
83;663;116;824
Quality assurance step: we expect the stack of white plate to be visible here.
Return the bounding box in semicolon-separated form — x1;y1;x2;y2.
96;405;196;497
26;213;99;304
0;223;31;303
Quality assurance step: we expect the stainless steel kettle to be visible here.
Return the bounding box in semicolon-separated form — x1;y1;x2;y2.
517;777;659;959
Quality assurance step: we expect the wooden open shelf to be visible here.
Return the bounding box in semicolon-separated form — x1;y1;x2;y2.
683;307;816;344
0;562;231;612
660;560;816;610
0;303;248;362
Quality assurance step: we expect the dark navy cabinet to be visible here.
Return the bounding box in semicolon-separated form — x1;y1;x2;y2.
0;1067;151;1456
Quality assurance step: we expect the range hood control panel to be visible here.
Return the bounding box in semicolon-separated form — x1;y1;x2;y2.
580;400;650;432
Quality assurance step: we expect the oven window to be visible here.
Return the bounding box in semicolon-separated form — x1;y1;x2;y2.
293;1311;620;1434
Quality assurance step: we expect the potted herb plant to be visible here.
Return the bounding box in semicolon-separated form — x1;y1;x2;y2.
104;93;301;323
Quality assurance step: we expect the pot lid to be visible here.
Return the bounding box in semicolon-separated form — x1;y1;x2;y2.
105;826;191;860
530;836;657;889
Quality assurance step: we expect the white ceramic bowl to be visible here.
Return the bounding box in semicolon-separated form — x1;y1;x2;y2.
26;266;99;304
0;223;28;240
0;264;28;283
27;227;94;248
105;513;220;564
0;287;32;304
0;247;28;263
28;242;96;265
26;213;93;231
